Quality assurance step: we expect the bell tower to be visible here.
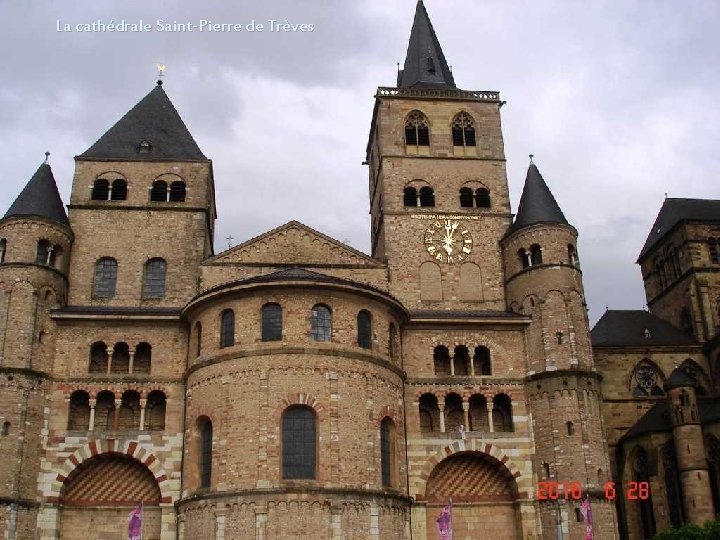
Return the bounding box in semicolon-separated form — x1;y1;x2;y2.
365;0;511;311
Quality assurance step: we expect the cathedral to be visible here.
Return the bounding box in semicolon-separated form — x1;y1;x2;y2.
0;2;718;539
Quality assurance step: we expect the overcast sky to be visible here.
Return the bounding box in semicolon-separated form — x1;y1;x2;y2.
1;0;718;325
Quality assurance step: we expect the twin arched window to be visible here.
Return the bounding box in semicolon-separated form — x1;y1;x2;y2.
459;187;491;208
93;257;118;298
403;186;435;207
150;180;186;202
262;303;283;341
142;258;167;299
311;304;332;341
220;309;235;348
91;178;127;201
282;406;317;479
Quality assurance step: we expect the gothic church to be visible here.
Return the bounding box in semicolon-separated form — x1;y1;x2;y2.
0;2;718;539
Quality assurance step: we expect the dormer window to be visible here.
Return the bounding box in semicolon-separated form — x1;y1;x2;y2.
138;140;152;154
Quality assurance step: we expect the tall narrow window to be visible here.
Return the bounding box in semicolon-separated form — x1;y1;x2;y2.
93;257;118;298
452;112;476;147
474;346;491;375
475;188;491;208
380;417;395;488
195;322;203;358
110;179;128;201
91;179;110;200
681;308;693;336
311;304;332;342
150;180;168;202
68;391;91;430
459;187;474;207
403;186;418;207
566;421;575;436
199;417;213;488
518;249;529;269
134;342;151;373
530;244;543;265
0;238;6;263
282;406;317;479
405;111;430;146
419;186;435;207
146;391;166;430
89;341;108;373
36;240;52;265
709;239;719;264
111;342;130;373
261;303;283;341
357;310;372;349
169;181;186;202
568;244;580;268
142;258;166;299
220;309;235;348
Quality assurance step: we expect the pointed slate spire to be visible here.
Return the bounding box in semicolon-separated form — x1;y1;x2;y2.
397;1;456;89
79;82;206;161
507;162;568;235
3;162;69;225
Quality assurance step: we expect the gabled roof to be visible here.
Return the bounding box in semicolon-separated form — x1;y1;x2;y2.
638;198;720;261
506;163;568;236
3;162;69;226
79;82;206;161
622;402;671;440
591;309;699;347
397;1;456;89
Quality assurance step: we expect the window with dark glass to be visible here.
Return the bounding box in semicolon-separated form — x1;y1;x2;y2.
419;186;435;207
282;406;316;479
195;322;203;357
530;244;543;265
142;258;166;299
357;310;372;349
150;180;168;202
403;186;418;207
475;188;491;208
199;418;213;488
110;179;128;201
459;187;474;207
169;181;186;202
380;418;394;487
710;238;719;264
518;249;529;269
452;112;476;147
91;179;110;200
93;257;118;298
261;303;282;341
405;111;430;146
36;240;52;265
0;238;7;263
220;309;235;348
311;304;332;341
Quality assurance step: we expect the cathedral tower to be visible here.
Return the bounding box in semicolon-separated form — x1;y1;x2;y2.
0;161;72;537
501;163;618;537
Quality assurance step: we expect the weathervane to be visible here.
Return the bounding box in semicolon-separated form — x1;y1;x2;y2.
156;63;166;84
44;151;50;164
529;154;534;164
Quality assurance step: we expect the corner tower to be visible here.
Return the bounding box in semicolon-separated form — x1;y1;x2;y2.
502;162;618;537
366;0;511;310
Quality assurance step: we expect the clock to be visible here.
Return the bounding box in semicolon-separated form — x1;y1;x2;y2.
424;219;473;263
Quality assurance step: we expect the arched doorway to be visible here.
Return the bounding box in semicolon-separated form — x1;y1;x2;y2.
425;451;521;539
59;453;162;540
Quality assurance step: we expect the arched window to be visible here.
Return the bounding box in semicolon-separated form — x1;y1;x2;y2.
453;345;470;376
134;342;151;374
36;239;52;265
380;417;396;488
492;394;513;432
311;304;332;342
150;180;168;202
530;244;543;265
452;112;476;147
566;421;575;436
632;362;664;397
445;393;464;432
473;346;491;375
662;443;684;528
518;248;529;269
198;417;213;488
118;390;140;430
709;238;719;264
632;447;656;537
220;309;235;348
419;393;439;433
111;342;130;373
357;310;372;349
89;341;108;373
1;421;9;436
110;179;128;201
93;257;118;298
405;111;430;146
468;394;488;431
142;258;166;299
0;238;5;263
94;391;115;431
91;179;110;200
418;186;435;207
68;391;90;430
195;322;202;358
680;307;693;336
169;181;186;202
475;188;491;208
282;406;317;479
403;186;418;207
433;345;451;376
146;391;166;430
568;244;580;268
261;303;283;342
459;187;474;208
556;332;564;345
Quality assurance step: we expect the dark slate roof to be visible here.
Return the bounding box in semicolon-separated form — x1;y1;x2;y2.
3;163;69;225
591;310;699;347
664;367;696;390
506;163;568;235
79;82;206;161
638;198;720;261
622;402;671;440
397;1;456;89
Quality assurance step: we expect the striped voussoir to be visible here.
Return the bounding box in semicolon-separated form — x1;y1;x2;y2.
426;452;518;502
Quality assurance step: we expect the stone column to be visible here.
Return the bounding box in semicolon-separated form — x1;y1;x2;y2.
106;347;113;373
255;505;267;540
113;398;121;430
331;504;343;540
488;405;494;433
462;400;470;431
470;354;475;376
88;399;96;431
139;398;147;431
450;355;455;376
438;403;446;433
128;351;135;374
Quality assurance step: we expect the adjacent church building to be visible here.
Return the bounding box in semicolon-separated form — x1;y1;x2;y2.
0;2;718;539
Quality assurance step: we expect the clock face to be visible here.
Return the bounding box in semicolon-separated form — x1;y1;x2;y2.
424;219;473;263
